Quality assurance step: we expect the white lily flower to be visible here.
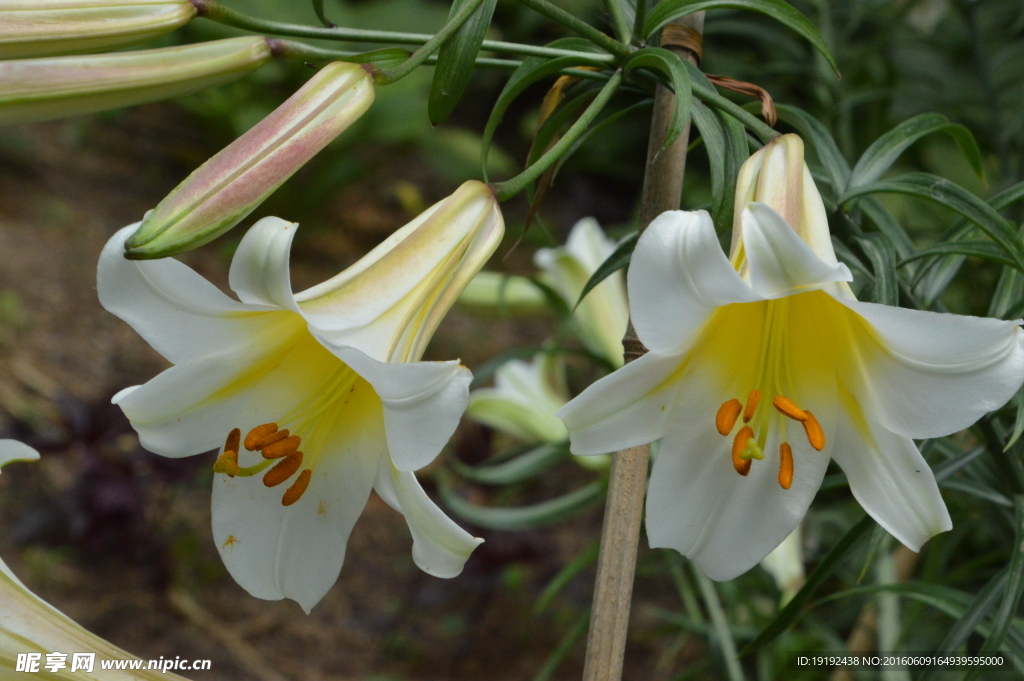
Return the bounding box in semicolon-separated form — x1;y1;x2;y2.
0;441;187;680
535;218;629;367
98;181;502;612
467;352;569;444
559;134;1024;580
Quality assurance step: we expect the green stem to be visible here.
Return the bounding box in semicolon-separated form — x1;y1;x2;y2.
373;0;490;84
513;0;632;59
271;39;611;79
631;0;647;46
604;0;632;43
191;0;614;63
494;70;623;201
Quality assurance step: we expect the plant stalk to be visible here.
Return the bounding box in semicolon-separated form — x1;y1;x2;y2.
513;0;632;59
579;12;704;681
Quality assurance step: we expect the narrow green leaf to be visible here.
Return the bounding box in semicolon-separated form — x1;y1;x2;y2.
940;478;1013;507
690;99;728;228
311;0;333;27
575;232;639;308
855;233;898;306
644;0;839;77
1004;386;1024;452
481;38;609;180
989;262;1024;319
450;442;569;485
970;497;1024;680
527;85;602;168
898;241;1017;270
741;515;874;656
848;114;986;190
692;564;747;681
842;173;1024;271
774;103;850;194
859;198;917;261
932;445;987;482
533;609;590;681
429;0;499;124
624;47;692;151
551;98;653;179
535;540;600;614
439;476;607;531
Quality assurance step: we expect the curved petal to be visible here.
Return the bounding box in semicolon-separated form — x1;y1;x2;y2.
98;225;271;364
830;397;951;551
211;402;383;613
833;297;1024;438
628;210;760;355
228;216;300;311
742;203;851;299
0;440;39;469
558;351;684;456
645;362;835;581
329;345;470;472
374;459;482;578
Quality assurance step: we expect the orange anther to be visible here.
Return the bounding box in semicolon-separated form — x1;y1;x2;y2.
244;423;277;451
778;442;793;489
282;469;312;506
732;426;753;476
224;428;240;454
802;411;825;451
716;399;742;435
262;435;302;460
772;395;808;422
743;389;761;423
213;449;239;477
255;428;291;450
263;451;303;487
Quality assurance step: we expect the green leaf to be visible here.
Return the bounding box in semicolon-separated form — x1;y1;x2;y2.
535;540;600;614
842;173;1024;271
859;198;917;261
774;104;850;194
552;98;653;178
644;0;839;77
692;99;748;233
898;241;1017;270
575;232;639;308
692;564;746;681
855;233;898;306
312;0;333;27
438;476;607;531
527;85;602;169
848;114;986;191
481;39;609;181
940;478;1013;507
741;515;874;656
932;445;987;482
970;497;1024;680
450;442;570;485
1004;387;1024;452
337;48;412;70
533;609;590;681
623;47;692;151
428;0;499;124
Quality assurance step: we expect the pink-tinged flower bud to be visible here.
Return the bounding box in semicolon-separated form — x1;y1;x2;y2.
0;0;197;59
0;36;272;125
124;61;374;259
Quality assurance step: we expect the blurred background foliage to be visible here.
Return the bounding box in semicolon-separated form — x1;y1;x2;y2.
2;0;1024;679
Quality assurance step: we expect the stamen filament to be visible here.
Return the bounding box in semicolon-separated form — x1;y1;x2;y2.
282;469;312;506
802;411;825;451
772;395;808;422
743;389;761;423
716;399;742;435
235;459;274;477
778;442;793;489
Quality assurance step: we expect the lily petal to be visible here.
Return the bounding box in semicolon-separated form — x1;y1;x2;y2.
98;225;270;364
836;297;1024;438
0;439;39;469
628;210;760;355
645;363;835;580
374;459;482;578
831;397;952;551
558;351;683;456
212;400;383;613
742;202;852;298
228;216;301;311
330;345;470;472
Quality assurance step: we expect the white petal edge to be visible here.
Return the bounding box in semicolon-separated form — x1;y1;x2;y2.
0;440;39;470
329;344;470;472
830;403;952;551
228;216;301;311
98;225;270;364
374;458;482;578
742;202;852;299
836;296;1024;438
558;351;683;456
628;210;760;355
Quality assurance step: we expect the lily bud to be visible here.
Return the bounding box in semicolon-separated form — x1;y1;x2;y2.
0;36;272;126
125;60;375;259
0;0;197;59
730;133;837;273
458;271;549;312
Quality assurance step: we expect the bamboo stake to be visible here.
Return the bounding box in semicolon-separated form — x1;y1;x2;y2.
580;12;705;681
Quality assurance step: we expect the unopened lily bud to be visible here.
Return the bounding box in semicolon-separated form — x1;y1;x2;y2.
125;60;375;259
0;36;272;126
0;0;197;59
